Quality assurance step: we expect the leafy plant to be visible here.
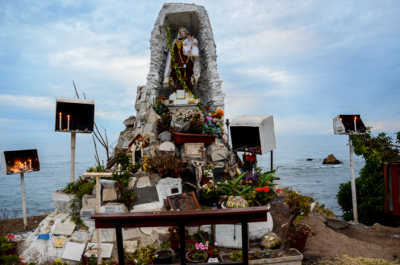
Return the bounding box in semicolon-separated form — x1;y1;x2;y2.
281;189;313;250
148;153;186;178
126;245;155;265
337;130;400;225
230;250;242;262
153;96;169;116
0;235;19;265
62;177;95;228
157;112;172;134
217;173;252;196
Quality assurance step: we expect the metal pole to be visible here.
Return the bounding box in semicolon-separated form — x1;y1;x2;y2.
270;150;274;171
116;226;124;265
179;224;186;265
20;171;27;230
71;132;76;182
241;221;249;265
349;136;359;223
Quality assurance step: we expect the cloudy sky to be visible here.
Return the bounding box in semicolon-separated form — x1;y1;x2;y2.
1;0;399;158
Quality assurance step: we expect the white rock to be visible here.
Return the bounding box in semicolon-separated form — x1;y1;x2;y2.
124;240;138;253
159;131;172;142
123;228;141;240
52;192;74;213
54;221;76;236
85;242;113;258
136;176;152;188
82;194;96;210
100;179;117;189
62;242;86;262
128;177;137;189
102;187;118;202
71;231;90;243
131;201;163;212
99;203;128;214
159;141;176;153
92;229;116;243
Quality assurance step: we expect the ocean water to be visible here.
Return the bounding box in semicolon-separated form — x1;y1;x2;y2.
0;133;363;219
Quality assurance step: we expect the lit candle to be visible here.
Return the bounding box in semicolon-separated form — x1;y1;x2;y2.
354;116;357;132
67;114;70;131
28;159;32;169
59;112;62;130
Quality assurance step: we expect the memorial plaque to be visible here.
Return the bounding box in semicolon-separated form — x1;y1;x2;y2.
54;221;76;236
156;177;182;203
133;186;159;205
184;143;204;159
62;242;86;261
85;243;113;258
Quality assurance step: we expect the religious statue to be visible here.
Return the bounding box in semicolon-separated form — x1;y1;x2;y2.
164;27;200;92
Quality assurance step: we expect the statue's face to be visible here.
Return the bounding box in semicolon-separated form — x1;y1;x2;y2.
178;27;188;39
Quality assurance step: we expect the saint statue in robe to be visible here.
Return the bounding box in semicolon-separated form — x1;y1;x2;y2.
164;27;200;92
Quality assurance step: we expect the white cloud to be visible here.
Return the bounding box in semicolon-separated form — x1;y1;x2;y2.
219;27;316;64
49;47;149;86
96;110;129;121
275;115;332;134
368;121;400;132
0;94;53;111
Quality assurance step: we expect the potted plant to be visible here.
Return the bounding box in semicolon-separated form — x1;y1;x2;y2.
220;250;242;263
186;241;209;263
281;190;313;252
154;241;173;264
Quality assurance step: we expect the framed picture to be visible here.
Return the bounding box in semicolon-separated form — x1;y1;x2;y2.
167;191;201;211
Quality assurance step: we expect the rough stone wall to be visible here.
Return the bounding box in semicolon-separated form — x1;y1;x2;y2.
115;3;225;152
137;3;224;120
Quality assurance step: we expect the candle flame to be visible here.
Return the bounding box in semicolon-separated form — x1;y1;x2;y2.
9;159;33;173
354;116;357;120
67;114;70;120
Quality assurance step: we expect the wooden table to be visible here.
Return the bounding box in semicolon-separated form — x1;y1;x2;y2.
93;206;268;265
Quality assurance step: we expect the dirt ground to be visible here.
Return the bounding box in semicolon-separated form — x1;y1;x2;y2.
270;197;400;264
0;214;47;236
1;198;399;264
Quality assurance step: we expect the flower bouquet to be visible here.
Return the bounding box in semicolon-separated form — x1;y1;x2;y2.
186;241;209;263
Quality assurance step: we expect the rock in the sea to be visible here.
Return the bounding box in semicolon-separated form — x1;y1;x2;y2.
323;154;342;164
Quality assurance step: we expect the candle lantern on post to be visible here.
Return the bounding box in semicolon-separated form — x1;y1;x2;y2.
230;115;276;171
333;114;366;223
2;149;40;229
55;98;95;182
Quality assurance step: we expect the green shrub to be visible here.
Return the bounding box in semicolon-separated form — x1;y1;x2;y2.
337;130;400;225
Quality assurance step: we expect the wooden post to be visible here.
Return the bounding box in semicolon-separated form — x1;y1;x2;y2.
20;171;27;230
96;174;102;264
349;136;359;223
70;132;76;182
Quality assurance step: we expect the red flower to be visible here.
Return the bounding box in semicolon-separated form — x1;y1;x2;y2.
205;106;210;111
255;187;264;192
276;188;281;194
7;234;15;240
245;153;256;162
255;186;270;193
